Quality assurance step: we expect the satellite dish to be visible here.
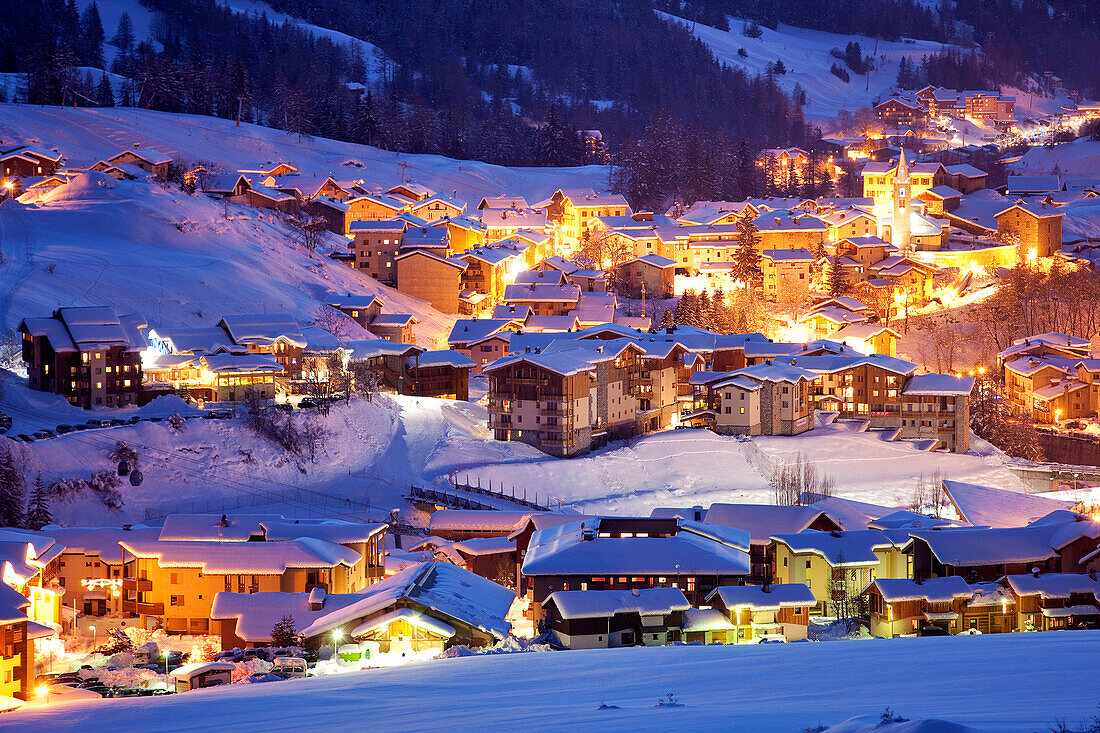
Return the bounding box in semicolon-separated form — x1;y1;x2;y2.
129;470;143;487
1031;566;1041;574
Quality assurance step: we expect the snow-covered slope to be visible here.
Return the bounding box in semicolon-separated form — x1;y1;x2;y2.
0;170;453;344
0;104;609;204
660;13;957;122
9;631;1099;731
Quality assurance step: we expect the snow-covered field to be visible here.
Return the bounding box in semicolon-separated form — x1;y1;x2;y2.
0;375;1028;526
8;631;1099;731
660;13;957;122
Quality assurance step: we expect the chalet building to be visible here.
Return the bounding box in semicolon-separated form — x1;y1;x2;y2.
304;196;349;234
46;526;161;617
863;576;974;637
217;314;307;379
404;350;474;400
1;145;62;178
994;203;1064;259
502;282;582;316
350;220;407;281
345;193;411;231
633;340;703;432
299;562;513;653
705;583;817;642
263;175;349;203
541;587;690;649
447;318;519;372
434;215;487;253
459;245;525;308
520;517;751;623
827;323;902;358
874;96;928;128
1001;573;1100;632
368;314;418;344
914;185;963;215
481;206;550;243
686;361;816;438
916;86;1016;124
797;305;870;340
324;295;384;330
395;250;468;314
760;249;815;300
0;585;53;701
898;374;974;451
822;209;879;242
617;255;676;299
906;515;1100;583
960;581;1017;635
999;333;1097;422
19;306;146;408
341;339;422;392
546;188;631;242
943;164;988;194
108;148;172;178
410;194;466;223
120;537;365;635
771;529;910;612
755;215;829;253
411;536;515;587
211;588;366;649
485;339;644;457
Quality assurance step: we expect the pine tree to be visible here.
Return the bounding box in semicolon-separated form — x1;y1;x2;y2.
112;12;134;55
96;73;113;106
0;447;25;528
659;308;674;329
733;211;762;285
271;614;298;647
24;474;51;530
80;1;105;68
826;258;848;297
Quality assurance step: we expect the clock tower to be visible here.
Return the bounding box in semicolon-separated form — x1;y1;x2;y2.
892;149;912;251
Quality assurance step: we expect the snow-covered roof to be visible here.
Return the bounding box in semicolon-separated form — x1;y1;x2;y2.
110;148;172;166
1002;573;1100;600
707;583;817;610
484;350;596;377
761;248;815;262
906;523;1077;567
120;537;361;574
771;529;900;566
201;353;283;374
523;315;581;332
428;510;532;534
408;350;476;369
940;480;1072;528
625;254;677;268
349;219;407;232
503;282;581;303
300;561;513;640
259;521;387;545
902;374;975;396
682;607;737;632
522;520;751;577
696;504;839;543
447;319;515;345
0;583;32;625
867;576;973;603
351;607;456;638
210;590;366;642
42;525;160;564
217;314;306;348
543;587;690;619
1005;175;1061;194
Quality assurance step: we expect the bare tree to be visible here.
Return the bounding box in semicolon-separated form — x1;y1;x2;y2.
312;305;353;339
350;361;383;402
771;453;834;506
575;229;633;275
301;418;326;463
292;215;328;254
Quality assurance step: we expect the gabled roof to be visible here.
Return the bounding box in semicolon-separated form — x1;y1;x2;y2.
866;576;974;603
218;314;306;348
543;587;690;619
902;374;975;396
940;480;1072;528
706;583;816;610
210;589;366;642
1003;573;1100;600
769;529;900;566
696;504;840;543
300;561;513;640
109;148;172;166
120;537;361;574
447;318;516;346
393;249;469;271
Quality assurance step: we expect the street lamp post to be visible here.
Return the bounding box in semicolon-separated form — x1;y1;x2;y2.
89;625;96;648
332;630;343;664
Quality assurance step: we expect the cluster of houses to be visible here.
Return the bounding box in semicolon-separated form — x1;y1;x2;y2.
874;86;1017;130
999;331;1100;424
0;475;1095;700
449;319;973;456
19;305;475;407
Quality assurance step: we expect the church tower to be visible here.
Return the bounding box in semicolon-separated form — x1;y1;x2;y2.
892;149;912;251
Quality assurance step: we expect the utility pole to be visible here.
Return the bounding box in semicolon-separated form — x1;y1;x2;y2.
399;161;411;183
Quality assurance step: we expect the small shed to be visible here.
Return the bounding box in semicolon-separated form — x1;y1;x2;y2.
170;662;236;692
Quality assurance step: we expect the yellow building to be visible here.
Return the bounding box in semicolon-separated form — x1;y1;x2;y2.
705;583;817;642
771;529;909;612
0;585;52;701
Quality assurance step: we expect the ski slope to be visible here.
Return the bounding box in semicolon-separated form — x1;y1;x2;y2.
660;13;957;122
8;631;1099;731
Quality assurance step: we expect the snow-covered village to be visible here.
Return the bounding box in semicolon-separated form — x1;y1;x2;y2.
0;0;1100;731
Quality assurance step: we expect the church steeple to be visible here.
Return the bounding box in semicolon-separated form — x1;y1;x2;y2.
891;150;912;251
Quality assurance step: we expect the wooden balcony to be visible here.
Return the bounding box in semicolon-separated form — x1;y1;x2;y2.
123;578;152;592
122;599;163;616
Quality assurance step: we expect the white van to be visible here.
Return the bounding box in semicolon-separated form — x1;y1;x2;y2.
271;657;308;679
170;662;236;692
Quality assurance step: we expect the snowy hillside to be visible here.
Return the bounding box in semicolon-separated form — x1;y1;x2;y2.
660;13;956;122
0;170;454;344
10;631;1100;731
0;104;610;204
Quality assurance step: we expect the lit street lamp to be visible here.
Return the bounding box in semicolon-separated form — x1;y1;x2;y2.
37;684;49;705
332;630;343;664
89;625;96;648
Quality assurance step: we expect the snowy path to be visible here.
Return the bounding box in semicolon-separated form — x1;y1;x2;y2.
8;631;1099;731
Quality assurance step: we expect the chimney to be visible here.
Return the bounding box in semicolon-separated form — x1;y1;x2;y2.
775;217;781;225
1032;566;1041;578
219;514;229;528
631;588;639;597
763;583;771;593
1090;569;1096;581
692;505;703;522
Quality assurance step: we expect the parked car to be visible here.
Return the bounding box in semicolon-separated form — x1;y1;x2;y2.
298;399;318;409
109;419;128;427
128;416;142;424
918;625;949;637
271;657;308;679
17;434;34;443
56;424;73;434
147;416;165;423
35;430;55;439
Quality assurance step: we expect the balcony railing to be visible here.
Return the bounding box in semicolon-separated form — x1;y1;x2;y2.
123;578;153;592
122;599;164;616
